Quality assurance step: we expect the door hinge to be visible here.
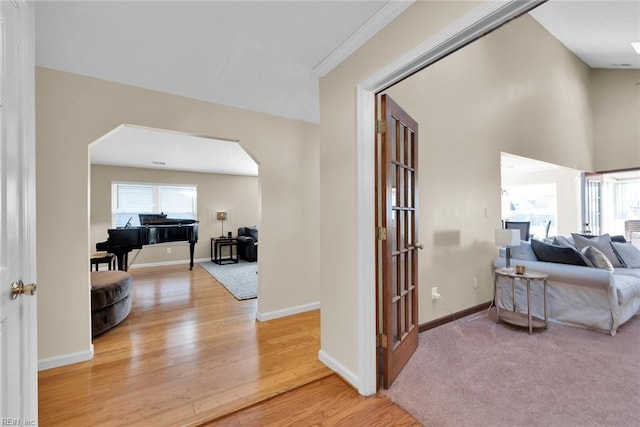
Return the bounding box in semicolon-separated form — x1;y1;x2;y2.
377;333;388;348
376;226;387;241
376;119;386;134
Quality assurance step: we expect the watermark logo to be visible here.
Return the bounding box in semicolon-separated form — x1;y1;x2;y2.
1;419;36;426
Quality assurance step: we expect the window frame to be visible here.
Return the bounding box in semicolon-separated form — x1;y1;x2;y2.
111;181;198;228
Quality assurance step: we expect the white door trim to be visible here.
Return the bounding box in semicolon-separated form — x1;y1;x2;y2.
355;0;544;395
21;0;38;420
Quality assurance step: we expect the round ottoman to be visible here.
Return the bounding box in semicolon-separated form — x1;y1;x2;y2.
91;270;132;337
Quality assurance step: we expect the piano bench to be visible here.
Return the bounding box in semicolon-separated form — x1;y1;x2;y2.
90;252;116;271
91;271;132;337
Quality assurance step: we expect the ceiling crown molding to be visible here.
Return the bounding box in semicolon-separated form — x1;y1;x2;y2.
313;0;415;77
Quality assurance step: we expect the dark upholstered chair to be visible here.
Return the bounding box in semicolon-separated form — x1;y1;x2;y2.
237;226;258;261
505;221;531;241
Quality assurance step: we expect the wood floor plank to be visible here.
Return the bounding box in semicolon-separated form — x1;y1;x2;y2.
206;375;419;426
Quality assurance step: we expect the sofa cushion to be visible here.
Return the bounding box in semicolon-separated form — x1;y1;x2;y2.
581;246;613;271
614;274;640;305
572;233;624;268
614;267;640;278
509;241;538;261
531;239;592;267
611;242;640;268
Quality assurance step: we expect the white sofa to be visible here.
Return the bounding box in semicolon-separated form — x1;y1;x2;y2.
492;236;640;336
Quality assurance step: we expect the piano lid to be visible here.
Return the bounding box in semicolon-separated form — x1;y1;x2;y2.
138;213;198;226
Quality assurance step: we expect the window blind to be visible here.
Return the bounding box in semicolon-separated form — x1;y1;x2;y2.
112;183;196;227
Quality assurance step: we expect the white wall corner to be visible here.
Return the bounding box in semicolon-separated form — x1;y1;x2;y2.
318;349;359;388
256;301;320;322
356;85;378;396
38;344;94;371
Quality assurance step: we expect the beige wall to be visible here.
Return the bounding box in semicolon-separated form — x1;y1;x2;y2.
319;3;594;380
320;0;481;382
90;165;259;266
591;69;640;172
36;67;320;362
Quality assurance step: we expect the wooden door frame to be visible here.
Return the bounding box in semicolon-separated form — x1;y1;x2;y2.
354;0;544;395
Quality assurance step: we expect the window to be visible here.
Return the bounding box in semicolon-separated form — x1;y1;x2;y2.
584;170;640;243
502;183;557;239
112;182;197;227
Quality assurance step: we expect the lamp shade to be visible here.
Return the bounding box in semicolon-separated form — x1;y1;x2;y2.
495;228;521;247
216;211;228;221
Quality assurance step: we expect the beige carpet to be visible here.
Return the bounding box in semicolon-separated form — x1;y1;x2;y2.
381;310;640;426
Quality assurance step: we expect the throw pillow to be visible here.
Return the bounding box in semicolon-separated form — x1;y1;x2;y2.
509;241;538;261
581;246;614;271
611;242;640;268
574;233;626;243
571;233;623;268
553;235;576;248
530;239;592;267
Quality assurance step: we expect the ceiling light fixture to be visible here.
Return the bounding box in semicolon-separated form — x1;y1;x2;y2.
632;42;640;54
152;161;166;165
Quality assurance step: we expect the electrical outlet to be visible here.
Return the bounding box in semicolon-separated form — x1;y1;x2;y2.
167;247;172;254
473;277;478;289
431;287;441;300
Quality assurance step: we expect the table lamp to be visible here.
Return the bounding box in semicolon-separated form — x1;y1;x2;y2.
495;228;521;270
217;211;228;237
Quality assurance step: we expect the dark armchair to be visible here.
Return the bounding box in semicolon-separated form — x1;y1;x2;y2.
504;221;530;241
237;226;258;261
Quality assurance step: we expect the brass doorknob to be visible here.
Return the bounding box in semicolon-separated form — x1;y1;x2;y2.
10;280;37;300
415;243;424;250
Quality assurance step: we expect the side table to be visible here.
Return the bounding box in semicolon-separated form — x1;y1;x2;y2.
211;237;239;265
494;268;548;334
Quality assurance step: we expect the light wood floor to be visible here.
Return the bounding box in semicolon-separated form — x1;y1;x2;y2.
38;264;331;426
38;263;417;426
207;375;419;426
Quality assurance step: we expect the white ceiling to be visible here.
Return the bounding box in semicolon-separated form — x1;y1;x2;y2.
35;0;409;124
530;0;640;69
90;125;259;176
500;152;575;178
36;1;639;176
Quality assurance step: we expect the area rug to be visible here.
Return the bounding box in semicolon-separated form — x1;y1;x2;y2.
381;311;640;427
199;260;257;300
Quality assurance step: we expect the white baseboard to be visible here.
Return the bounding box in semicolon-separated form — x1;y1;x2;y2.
129;257;210;269
256;301;320;321
38;344;94;371
318;349;358;389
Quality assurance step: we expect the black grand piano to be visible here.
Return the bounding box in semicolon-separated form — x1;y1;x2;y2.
96;214;199;271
